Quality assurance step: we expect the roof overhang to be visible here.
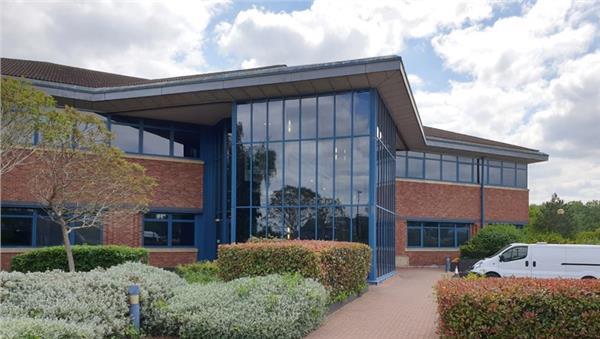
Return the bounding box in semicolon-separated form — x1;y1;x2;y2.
422;137;549;163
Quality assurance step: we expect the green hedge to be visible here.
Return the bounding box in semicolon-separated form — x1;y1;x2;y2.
460;224;524;259
175;261;221;284
11;245;148;272
217;240;371;302
436;278;600;338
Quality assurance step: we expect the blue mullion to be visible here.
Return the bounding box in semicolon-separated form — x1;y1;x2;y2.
169;128;174;156
368;89;378;280
31;211;38;247
138;120;144;154
314;96;319;240
167;215;173;247
249;103;254;237
297;99;302;238
332;93;336;240
230;103;238;243
349;93;354;242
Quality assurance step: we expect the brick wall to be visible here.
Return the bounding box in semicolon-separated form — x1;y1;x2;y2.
395;179;529;266
148;249;198;268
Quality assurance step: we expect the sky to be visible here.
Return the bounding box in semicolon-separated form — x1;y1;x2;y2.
1;0;599;203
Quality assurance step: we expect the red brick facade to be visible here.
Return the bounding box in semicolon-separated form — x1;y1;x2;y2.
0;155;204;271
395;179;529;266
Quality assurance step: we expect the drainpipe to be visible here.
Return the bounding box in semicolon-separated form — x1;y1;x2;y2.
480;157;485;229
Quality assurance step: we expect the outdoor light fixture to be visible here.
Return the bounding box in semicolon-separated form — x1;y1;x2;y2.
557;208;565;215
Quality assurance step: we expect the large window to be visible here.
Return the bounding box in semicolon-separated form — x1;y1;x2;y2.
407;221;471;248
234;91;371;243
396;151;527;188
1;207;102;247
143;212;196;247
109;117;201;158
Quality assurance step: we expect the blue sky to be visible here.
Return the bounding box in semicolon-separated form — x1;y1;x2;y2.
2;0;599;203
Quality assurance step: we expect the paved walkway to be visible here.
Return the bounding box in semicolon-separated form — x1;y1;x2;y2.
308;268;444;339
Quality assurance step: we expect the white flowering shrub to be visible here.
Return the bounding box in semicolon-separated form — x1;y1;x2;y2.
161;274;329;338
0;262;185;337
0;317;99;339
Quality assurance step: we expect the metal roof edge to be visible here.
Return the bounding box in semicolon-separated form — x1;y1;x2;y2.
426;137;549;162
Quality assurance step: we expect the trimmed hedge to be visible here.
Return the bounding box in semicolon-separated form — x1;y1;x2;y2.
217;240;371;302
175;261;221;284
11;245;148;272
460;224;524;259
436;278;600;338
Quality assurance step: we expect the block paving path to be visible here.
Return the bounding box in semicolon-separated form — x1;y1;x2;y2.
308;268;444;339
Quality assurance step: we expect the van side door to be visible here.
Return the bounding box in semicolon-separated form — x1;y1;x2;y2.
530;246;566;278
498;246;531;277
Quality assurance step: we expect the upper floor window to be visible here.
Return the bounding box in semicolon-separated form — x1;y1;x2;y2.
0;207;102;247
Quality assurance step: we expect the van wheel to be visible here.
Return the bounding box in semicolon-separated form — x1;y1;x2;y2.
485;272;501;278
582;276;596;280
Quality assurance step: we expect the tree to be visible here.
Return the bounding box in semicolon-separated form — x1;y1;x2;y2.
1;78;54;175
533;193;576;237
30;105;156;272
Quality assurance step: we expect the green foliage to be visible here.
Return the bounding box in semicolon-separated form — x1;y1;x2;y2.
11;245;148;272
175;261;221;284
523;227;567;244
566;200;600;233
575;228;600;245
0;317;98;339
531;193;576;237
217;240;371;302
436;278;600;338
460;224;524;259
159;274;329;339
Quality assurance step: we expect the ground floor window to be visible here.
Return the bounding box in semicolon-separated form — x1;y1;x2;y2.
0;207;102;247
407;221;470;248
143;212;196;247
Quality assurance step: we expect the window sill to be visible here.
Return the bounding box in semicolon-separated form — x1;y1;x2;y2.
406;248;460;252
0;247;35;253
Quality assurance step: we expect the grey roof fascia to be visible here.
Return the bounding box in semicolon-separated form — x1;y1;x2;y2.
426;137;549;162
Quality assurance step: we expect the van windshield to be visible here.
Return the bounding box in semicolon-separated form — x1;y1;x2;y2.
491;245;513;258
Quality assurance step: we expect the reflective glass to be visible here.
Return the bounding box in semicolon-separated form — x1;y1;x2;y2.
423;227;438;247
1;217;32;246
300;97;317;139
353;91;370;135
352;206;369;244
335;138;352;204
253;207;268;237
236;103;252;143
459;162;473;182
284;141;300;203
318;140;334;204
425;159;440;180
236;208;250;242
353;137;369;204
318;96;334;138
300;141;317;204
407;158;423;178
335;93;352;137
396;156;406;177
236;144;251;207
143;221;168;246
407;227;421;247
316;207;333;240
268;100;283;141
284;99;300;140
172;222;194;246
299;207;316;239
334;206;351;241
112;124;139;153
266;142;283;206
143;127;170;156
503;167;515;186
282;207;299;239
442;161;457;181
252;144;268;206
457;226;470;246
252;102;267;142
516;169;527;188
439;228;454;247
173;131;201;158
73;227;102;245
36;216;62;246
488;166;501;185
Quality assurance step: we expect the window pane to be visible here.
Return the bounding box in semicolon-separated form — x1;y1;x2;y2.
282;207;299;239
316;207;333;240
335;138;352;204
334;206;351;241
252;102;267;142
457;227;470;246
335;93;352;137
172;214;194;220
236;144;251;207
172;222;195;246
1;207;34;216
353;137;369;204
299;207;316;239
300;97;316;139
488;166;501;185
503;167;515;186
284;99;300;140
318;96;334;138
425;153;439;160
36;216;62;246
1;217;32;246
442;155;456;161
268;100;283;141
252;144;268;206
353;206;369;244
284;141;300;204
318;140;334;204
236;103;251;143
142;127;170;155
407;158;423;178
236;208;250;243
459;162;472;182
423;227;438;247
144;221;168;246
439;228;454;247
266;142;283;206
425;159;440;180
396;156;406;177
253;207;268;237
112;124;139;153
173;131;200;158
353;91;370;136
300;141;317;204
74;227;102;245
407;227;421;247
516;169;527;188
442;161;457;181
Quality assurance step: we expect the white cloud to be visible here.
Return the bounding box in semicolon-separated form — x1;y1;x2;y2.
1;0;229;78
215;0;494;67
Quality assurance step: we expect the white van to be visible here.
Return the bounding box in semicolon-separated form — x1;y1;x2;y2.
471;243;600;279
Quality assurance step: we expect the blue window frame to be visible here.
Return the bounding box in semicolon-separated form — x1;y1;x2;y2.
406;221;471;248
0;207;102;247
142;212;196;247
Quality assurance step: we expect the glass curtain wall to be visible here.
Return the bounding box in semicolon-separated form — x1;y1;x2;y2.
233;91;371;243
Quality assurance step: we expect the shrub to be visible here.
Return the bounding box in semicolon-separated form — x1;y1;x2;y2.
0;262;185;337
575;228;600;244
0;317;99;339
217;240;371;301
160;274;329;338
11;245;148;272
436;278;600;338
460;224;524;259
524;230;567;244
175;261;221;284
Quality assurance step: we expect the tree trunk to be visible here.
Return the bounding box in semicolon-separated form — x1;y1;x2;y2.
60;223;76;272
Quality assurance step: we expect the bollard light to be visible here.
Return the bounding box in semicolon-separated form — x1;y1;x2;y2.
128;284;140;331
